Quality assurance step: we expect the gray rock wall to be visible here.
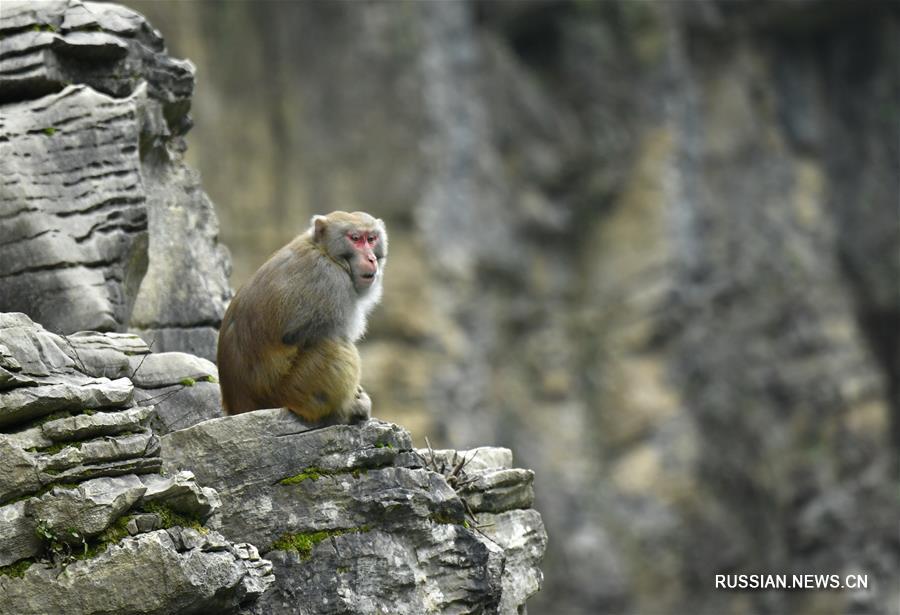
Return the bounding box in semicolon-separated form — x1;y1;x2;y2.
0;311;546;613
0;312;273;614
162;412;545;615
0;0;230;360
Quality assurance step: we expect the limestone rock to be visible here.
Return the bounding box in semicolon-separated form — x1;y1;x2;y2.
0;529;274;615
0;0;230;359
0;83;148;334
128;352;217;389
162;410;546;614
138;470;220;519
476;509;548;615
0;500;41;567
28;475;147;542
0;436;42;504
135;380;223;435
458;468;535;513
0;310;276;614
0;313;546;613
57;331;151;381
41;405;154;442
0;378;134;429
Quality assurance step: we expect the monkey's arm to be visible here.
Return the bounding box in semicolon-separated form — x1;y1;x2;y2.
281;319;331;347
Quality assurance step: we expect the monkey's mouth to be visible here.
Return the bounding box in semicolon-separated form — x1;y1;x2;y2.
359;272;376;284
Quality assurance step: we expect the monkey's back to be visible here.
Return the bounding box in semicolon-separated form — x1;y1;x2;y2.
216;241;362;419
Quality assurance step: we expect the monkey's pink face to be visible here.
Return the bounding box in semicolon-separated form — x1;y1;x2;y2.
346;230;382;289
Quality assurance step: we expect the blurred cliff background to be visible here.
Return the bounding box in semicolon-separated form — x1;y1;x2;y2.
124;1;897;613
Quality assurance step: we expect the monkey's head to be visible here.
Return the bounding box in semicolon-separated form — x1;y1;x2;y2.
312;211;388;294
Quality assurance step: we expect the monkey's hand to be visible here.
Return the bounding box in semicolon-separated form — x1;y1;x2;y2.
345;385;371;424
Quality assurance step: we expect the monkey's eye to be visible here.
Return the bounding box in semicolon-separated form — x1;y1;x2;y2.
367;234;378;245
349;233;361;242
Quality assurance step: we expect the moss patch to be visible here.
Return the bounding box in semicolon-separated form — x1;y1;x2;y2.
271;526;371;560
179;377;196;387
140;502;206;533
62;503;208;562
279;468;323;485
0;558;34;578
72;514;135;560
278;466;365;486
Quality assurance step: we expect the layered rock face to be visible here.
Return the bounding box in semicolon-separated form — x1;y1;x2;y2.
0;0;230;360
163;413;545;615
0;312;273;615
0;312;545;614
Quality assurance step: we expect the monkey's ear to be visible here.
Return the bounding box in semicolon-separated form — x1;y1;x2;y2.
312;215;328;240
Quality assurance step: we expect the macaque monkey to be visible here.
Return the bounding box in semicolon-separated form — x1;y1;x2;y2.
217;211;387;424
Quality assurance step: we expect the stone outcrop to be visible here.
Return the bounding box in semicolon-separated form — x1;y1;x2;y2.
2;528;273;615
0;0;230;360
0;311;274;613
0;311;546;613
162;412;545;615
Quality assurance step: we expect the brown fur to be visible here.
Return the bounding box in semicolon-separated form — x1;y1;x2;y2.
217;211;386;423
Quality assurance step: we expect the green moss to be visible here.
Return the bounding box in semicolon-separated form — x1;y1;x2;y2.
179;377;196;387
336;565;350;574
0;559;34;578
31;24;57;33
374;441;394;449
98;515;132;545
140;502;206;532
42;127;57;136
271;526;371;560
278;466;367;486
279;468;323;485
202;375;218;384
61;504;210;563
74;514;133;560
